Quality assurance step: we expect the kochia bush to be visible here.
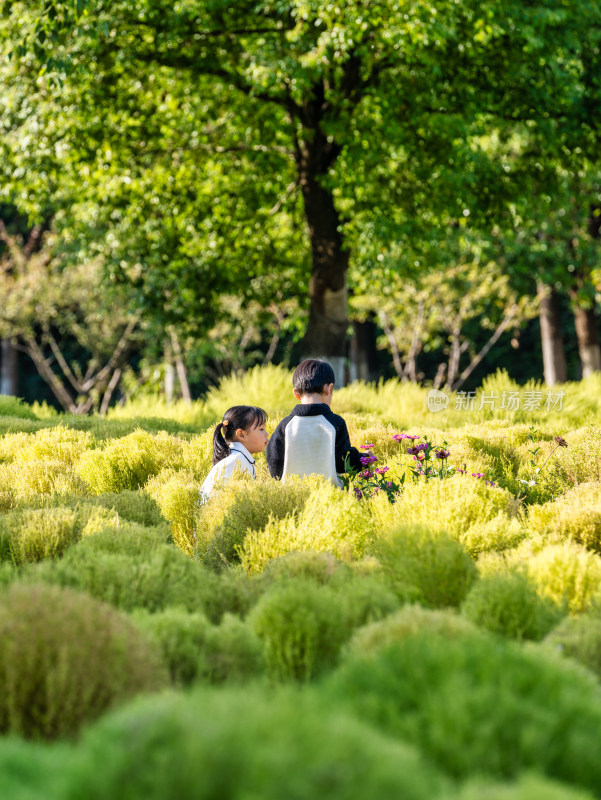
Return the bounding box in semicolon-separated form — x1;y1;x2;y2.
0;583;167;739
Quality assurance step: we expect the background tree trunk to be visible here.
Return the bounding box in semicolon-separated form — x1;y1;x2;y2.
572;304;601;377
538;281;567;385
0;339;18;395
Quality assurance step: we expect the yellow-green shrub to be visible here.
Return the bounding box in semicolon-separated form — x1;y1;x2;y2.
545;615;601;679
0;460;86;499
0;507;81;565
347;606;477;657
370;475;517;542
527;543;601;615
261;550;347;586
546;426;601;486
526;484;601;553
77;521;171;558
460;515;527;558
11;425;95;466
449;774;596;800
373;524;477;608
178;430;214;479
196;477;312;571
76;429;185;494
250;578;347;681
0;583;168;739
145;469;201;555
239;479;378;576
462;571;564;641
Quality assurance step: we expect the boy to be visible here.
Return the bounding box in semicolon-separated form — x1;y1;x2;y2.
266;358;363;486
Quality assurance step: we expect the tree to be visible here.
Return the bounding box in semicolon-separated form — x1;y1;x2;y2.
3;0;600;383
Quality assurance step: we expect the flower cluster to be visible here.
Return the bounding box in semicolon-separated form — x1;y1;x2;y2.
342;444;402;503
393;433;497;486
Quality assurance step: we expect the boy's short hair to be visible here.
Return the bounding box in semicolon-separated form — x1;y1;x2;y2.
293;359;336;395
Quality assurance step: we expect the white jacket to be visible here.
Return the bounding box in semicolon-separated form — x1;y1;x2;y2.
199;442;256;502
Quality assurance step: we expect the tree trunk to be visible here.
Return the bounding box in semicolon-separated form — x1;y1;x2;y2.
294;87;348;385
0;339;18;395
349;318;378;383
572;304;601;377
537;281;567;385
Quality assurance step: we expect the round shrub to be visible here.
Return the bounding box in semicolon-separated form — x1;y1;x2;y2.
16;425;95;466
145;468;201;555
448;774;596;800
527;543;601;615
26;544;209;614
63;687;441;800
0;736;70;800
240;479;376;575
261;550;346;586
0;506;81;565
340;575;400;630
0;460;85;499
87;490;165;527
545;615;601;679
76;430;184;494
77;522;171;558
526;485;601;553
0;583;168;739
371;475;518;541
196;477;312;571
198;613;265;683
460;515;527;558
462;571;564;641
329;630;601;793
200;566;263;623
347;606;477;657
373;524;477;608
131;608;212;686
250;578;347;681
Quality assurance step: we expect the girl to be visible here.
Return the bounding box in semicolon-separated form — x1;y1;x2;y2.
200;405;269;502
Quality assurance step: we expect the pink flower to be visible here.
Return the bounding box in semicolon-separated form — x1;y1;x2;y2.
375;466;389;474
361;443;375;450
359;470;373;479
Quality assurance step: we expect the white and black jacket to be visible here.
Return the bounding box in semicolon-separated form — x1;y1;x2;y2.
266;403;363;486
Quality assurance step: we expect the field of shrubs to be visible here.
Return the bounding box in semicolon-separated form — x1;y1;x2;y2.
2;366;601;799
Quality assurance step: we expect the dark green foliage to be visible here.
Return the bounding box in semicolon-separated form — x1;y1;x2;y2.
0;737;70;800
0;583;168;739
545;615;601;679
77;522;171;558
250;578;347;681
87;490;166;527
23;544;209;613
200;566;263;624
261;550;348;585
0;396;37;420
374;524;477;608
462;572;565;641
132;609;265;687
340;575;401;630
447;774;596;800
329;631;601;793
62;688;441;800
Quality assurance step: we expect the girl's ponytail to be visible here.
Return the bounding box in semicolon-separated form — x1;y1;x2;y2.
211;406;267;466
212;422;230;465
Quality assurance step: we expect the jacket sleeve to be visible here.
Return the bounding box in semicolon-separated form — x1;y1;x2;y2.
266;418;288;479
335;419;363;474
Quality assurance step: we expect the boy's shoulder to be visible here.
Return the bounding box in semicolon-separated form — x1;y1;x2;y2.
277;403;348;429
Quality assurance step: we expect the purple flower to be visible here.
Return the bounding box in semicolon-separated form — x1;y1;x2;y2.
414;442;429;452
456;468;467;474
471;472;484;478
434;449;450;459
386;481;394;488
485;480;496;487
360;455;378;465
375;466;389;474
407;447;416;455
392;434;420;441
361;443;375;450
359;470;373;479
354;487;364;499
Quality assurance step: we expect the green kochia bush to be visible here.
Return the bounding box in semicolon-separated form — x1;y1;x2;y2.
527;543;601;615
447;774;596;800
0;507;81;565
131;609;264;686
250;578;348;681
462;571;564;641
373;524;477;608
545;615;601;679
196;478;312;571
62;687;442;800
328;631;601;793
76;429;184;494
0;583;168;740
145;468;202;555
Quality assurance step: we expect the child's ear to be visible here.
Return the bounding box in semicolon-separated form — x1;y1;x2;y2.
293;389;301;401
234;428;245;441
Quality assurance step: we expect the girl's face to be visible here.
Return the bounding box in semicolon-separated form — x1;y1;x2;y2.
236;420;269;454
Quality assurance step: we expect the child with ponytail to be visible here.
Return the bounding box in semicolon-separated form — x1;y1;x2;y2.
200;405;269;502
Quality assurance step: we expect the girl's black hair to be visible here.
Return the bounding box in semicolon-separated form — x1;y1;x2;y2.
212;405;267;465
292;358;335;395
